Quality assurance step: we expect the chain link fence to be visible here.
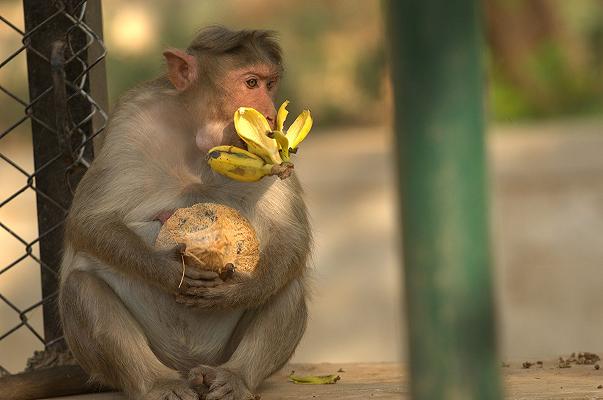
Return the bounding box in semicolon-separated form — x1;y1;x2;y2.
0;0;107;375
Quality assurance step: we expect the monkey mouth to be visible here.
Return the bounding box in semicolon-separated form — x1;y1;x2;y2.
222;126;247;148
234;137;247;149
219;122;244;146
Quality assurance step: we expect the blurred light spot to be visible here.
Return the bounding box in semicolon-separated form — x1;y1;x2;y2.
108;5;156;55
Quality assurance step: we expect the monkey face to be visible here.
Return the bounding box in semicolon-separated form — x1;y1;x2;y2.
219;63;280;128
195;63;281;153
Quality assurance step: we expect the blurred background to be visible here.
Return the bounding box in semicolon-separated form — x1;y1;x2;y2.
1;0;603;373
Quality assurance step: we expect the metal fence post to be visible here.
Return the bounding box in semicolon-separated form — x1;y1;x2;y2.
22;0;107;350
386;1;503;398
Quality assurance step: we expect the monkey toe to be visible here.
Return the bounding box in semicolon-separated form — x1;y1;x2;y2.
145;380;199;400
184;276;224;288
188;364;218;386
204;387;233;400
205;383;244;400
168;388;199;400
188;365;254;400
205;370;254;400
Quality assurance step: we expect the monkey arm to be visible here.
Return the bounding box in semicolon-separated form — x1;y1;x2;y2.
65;210;220;293
66;213;177;287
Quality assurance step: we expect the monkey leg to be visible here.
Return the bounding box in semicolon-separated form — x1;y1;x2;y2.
60;270;199;400
189;278;307;399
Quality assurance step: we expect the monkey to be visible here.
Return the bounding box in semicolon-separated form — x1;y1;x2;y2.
56;26;312;400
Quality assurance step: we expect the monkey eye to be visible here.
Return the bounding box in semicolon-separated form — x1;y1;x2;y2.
245;78;258;89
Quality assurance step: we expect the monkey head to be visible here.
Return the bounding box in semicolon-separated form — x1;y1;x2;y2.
162;27;283;152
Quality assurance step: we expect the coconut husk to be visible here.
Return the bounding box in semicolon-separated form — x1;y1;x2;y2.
155;203;259;275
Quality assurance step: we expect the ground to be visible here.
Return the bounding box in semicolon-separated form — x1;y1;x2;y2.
38;361;603;399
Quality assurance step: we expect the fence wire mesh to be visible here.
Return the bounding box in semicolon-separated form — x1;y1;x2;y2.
0;0;107;375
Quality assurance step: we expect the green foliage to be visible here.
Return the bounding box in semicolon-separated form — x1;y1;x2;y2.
490;39;603;121
355;45;386;101
487;0;603;122
490;75;533;121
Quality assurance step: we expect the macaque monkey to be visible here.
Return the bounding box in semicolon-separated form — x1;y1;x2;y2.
58;26;311;400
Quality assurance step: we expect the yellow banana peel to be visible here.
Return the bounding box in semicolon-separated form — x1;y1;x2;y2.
235;101;312;161
234;107;282;164
288;373;341;385
286;109;312;150
276;100;290;132
207;102;311;183
276;101;312;151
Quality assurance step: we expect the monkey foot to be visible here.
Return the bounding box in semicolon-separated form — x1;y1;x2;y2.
145;379;199;400
188;365;257;400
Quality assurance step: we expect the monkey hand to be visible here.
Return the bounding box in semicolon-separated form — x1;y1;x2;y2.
155;244;224;295
174;266;246;309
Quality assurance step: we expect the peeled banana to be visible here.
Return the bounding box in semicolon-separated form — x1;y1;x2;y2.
207;102;311;183
286;109;312;150
273;101;313;161
207;145;293;182
234;107;282;164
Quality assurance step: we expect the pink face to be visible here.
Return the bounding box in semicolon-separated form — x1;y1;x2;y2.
163;49;281;152
221;64;280;129
196;64;281;152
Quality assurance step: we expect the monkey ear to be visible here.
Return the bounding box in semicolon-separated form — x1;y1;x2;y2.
163;48;198;91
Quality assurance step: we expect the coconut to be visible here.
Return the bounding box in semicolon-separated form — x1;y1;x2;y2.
155;203;259;276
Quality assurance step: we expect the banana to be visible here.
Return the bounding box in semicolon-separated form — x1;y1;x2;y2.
222;102;311;183
207;145;295;182
269;130;290;162
274;100;312;155
276;100;290;132
234;107;282;164
207;145;274;182
285;109;313;150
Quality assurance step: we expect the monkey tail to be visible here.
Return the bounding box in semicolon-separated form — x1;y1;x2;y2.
0;365;113;400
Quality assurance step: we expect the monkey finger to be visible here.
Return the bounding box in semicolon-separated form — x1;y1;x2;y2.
219;263;236;281
184;267;220;281
175;296;199;307
175;295;217;308
180;287;225;301
182;276;223;288
180;286;211;297
158;243;186;261
173;242;187;254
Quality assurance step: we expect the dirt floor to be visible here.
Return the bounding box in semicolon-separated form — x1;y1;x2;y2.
1;118;603;373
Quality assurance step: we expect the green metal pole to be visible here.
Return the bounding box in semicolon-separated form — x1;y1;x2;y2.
385;1;502;399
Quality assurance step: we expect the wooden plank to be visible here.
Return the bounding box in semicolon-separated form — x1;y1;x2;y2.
37;362;603;400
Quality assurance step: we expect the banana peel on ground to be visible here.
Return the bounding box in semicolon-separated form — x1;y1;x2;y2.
287;371;341;385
